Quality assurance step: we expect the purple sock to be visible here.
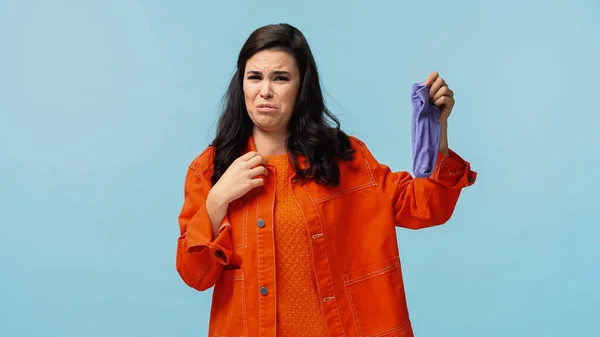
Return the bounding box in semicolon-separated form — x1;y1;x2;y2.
411;82;441;178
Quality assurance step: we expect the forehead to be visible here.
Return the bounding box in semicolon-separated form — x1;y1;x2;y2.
245;50;297;72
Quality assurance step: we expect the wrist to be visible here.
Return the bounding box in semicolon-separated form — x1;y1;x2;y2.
439;119;449;155
439;144;449;155
207;188;230;213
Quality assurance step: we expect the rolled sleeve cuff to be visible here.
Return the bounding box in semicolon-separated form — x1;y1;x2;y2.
430;149;477;188
207;224;233;265
185;204;233;266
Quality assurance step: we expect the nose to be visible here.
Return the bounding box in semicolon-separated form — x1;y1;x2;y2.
259;81;273;99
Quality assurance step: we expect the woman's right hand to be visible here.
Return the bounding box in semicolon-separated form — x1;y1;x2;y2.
213;151;269;203
206;152;269;236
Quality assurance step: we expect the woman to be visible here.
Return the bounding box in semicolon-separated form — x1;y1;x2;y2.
176;23;476;337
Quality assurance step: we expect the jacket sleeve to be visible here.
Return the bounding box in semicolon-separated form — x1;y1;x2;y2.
361;142;477;229
175;158;233;291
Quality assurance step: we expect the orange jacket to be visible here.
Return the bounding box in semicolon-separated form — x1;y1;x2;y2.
176;136;476;337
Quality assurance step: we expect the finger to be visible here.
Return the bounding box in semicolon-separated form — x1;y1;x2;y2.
432;86;453;102
249;165;269;177
433;96;454;108
246;153;267;168
250;177;265;188
424;71;439;86
429;77;446;99
239;151;260;162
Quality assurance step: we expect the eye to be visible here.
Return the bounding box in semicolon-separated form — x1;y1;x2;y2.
274;76;289;81
247;75;261;80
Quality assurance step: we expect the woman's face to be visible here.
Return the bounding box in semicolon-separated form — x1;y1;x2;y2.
243;49;301;136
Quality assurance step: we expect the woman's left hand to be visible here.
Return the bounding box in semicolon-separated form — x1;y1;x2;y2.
424;72;454;123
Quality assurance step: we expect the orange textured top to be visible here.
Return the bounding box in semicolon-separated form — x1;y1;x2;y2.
268;154;328;336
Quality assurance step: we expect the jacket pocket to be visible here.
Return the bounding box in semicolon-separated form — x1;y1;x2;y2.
210;269;247;337
343;257;410;337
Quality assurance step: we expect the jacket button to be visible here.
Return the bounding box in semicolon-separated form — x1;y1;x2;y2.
260;286;268;296
257;219;266;228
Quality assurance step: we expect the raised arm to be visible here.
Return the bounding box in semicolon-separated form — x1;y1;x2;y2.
362;142;476;229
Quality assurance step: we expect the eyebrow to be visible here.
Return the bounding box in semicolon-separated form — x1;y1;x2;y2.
246;70;292;76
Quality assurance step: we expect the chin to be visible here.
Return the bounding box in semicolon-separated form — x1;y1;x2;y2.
253;115;273;126
254;124;278;133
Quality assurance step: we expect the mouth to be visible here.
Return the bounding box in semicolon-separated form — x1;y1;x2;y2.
256;104;277;112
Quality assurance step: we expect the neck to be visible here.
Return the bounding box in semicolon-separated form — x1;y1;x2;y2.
252;128;287;156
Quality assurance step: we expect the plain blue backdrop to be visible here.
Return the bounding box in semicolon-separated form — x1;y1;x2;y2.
1;0;598;336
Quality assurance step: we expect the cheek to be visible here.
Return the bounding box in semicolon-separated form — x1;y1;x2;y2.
281;88;298;110
243;85;257;106
242;83;250;99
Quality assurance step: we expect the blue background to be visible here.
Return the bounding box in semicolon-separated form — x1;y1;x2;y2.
1;0;598;336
